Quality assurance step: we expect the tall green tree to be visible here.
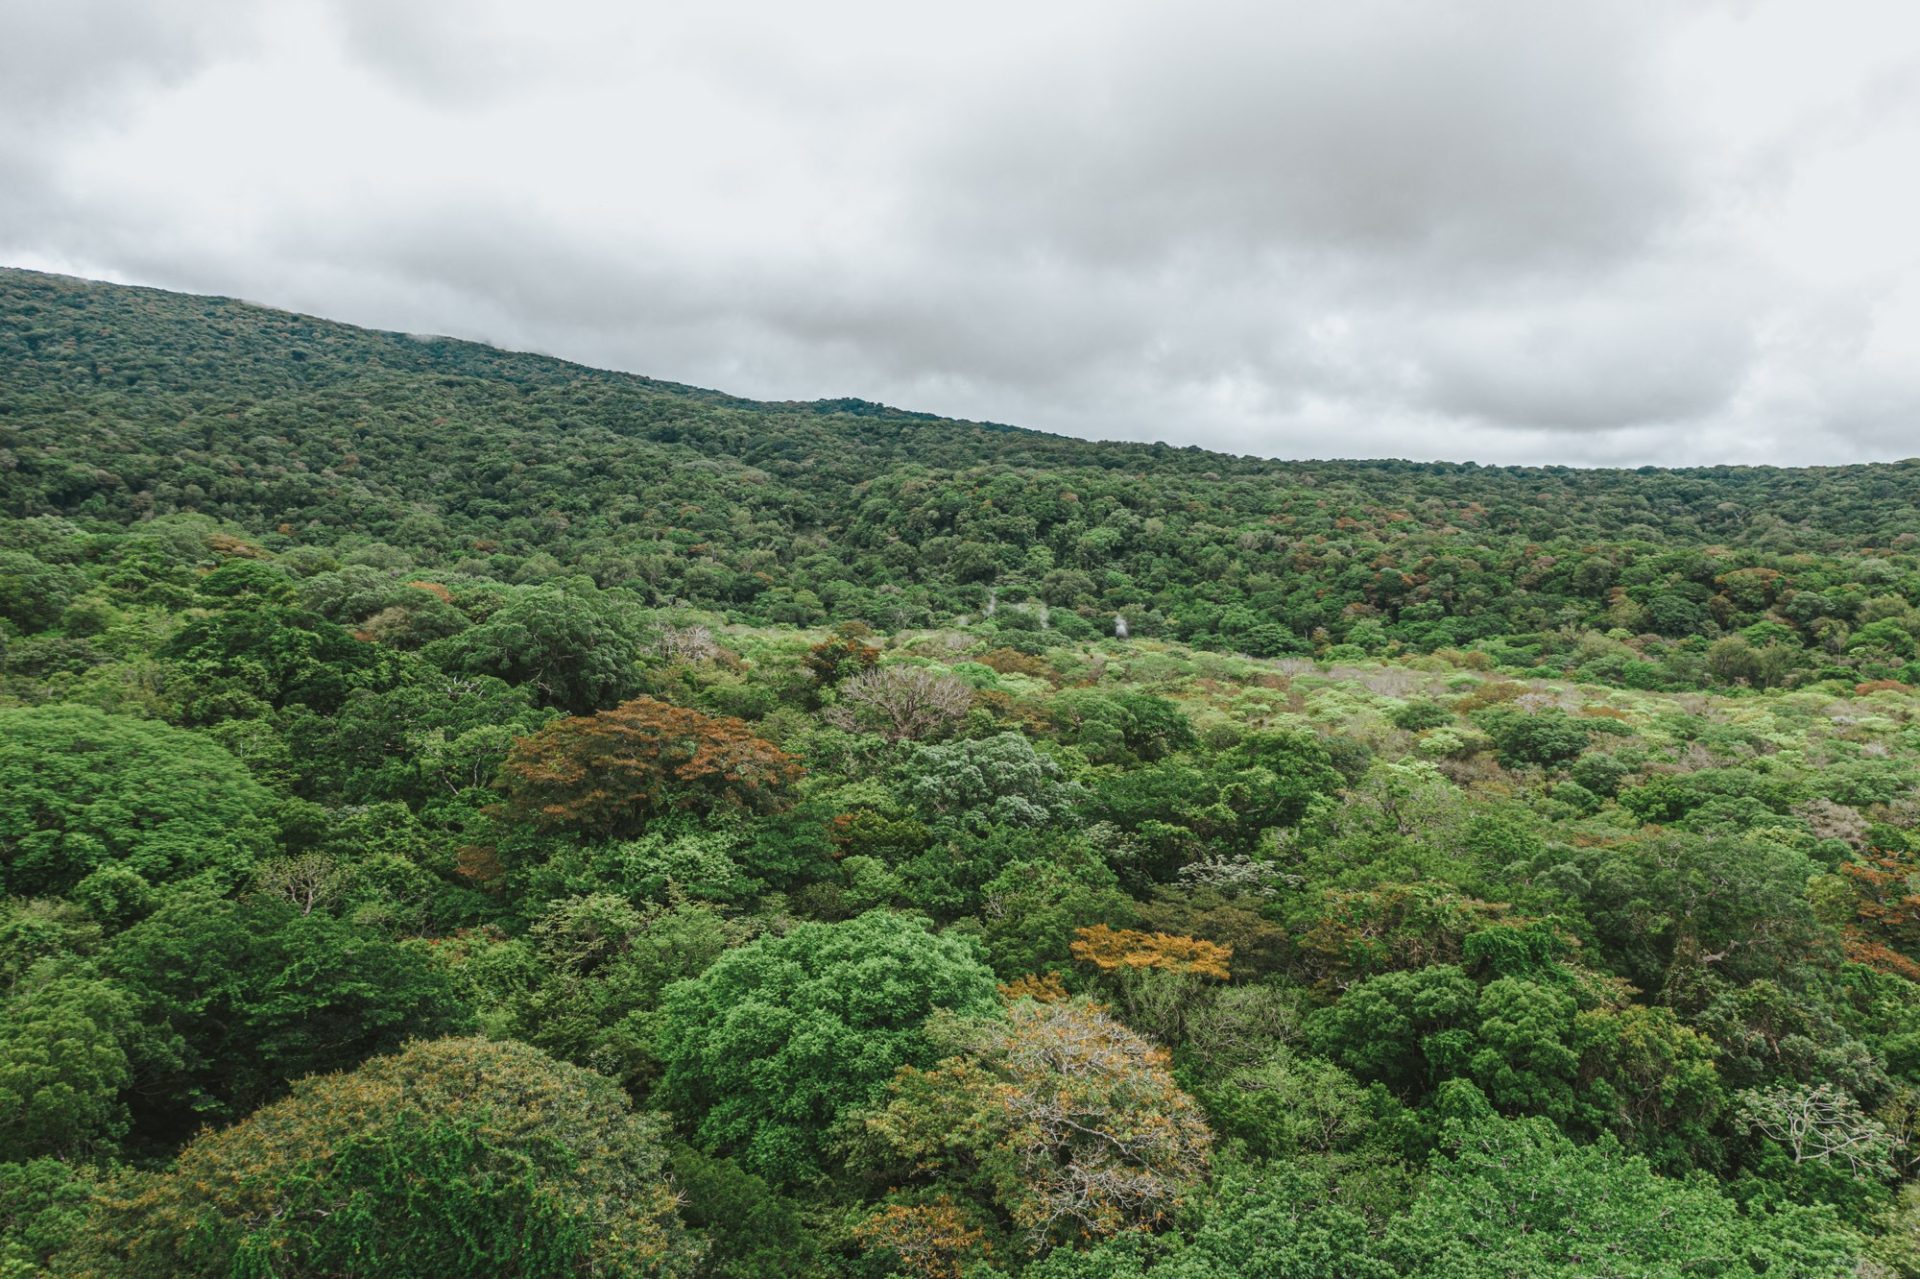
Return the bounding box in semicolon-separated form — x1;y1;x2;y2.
0;973;139;1161
0;705;278;898
655;909;1000;1183
104;896;470;1135
427;584;646;714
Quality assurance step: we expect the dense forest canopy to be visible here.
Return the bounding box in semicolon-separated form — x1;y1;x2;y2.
4;268;1920;1277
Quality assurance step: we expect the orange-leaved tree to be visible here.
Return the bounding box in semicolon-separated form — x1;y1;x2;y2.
804;631;881;687
500;696;801;838
852;1199;994;1279
1839;848;1920;980
998;972;1070;1004
1070;925;1232;981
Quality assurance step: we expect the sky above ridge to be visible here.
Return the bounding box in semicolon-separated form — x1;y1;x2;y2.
4;0;1919;466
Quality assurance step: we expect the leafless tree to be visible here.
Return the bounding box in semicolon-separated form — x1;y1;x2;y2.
1737;1083;1901;1175
1358;668;1419;697
254;853;348;916
990;1000;1212;1245
826;666;973;741
654;624;720;663
1797;797;1870;848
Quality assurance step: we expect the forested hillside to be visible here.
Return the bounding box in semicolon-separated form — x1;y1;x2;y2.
4;269;1920;1277
10;267;1920;690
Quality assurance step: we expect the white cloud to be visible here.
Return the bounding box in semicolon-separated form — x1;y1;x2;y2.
2;0;1917;465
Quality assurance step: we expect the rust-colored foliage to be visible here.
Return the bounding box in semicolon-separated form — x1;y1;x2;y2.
979;647;1053;678
1839;848;1920;977
1452;679;1526;711
407;579;454;603
804;633;881;686
1295;882;1512;985
205;531;268;559
1843;936;1920;982
500;696;801;837
853;1200;993;1279
453;844;506;887
1071;925;1232;981
999;972;1069;1003
828;809;933;862
1436;647;1496;672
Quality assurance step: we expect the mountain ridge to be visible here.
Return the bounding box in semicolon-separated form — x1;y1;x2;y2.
6;265;1920;668
7;264;1917;477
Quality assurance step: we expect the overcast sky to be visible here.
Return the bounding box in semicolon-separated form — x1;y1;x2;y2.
4;1;1918;466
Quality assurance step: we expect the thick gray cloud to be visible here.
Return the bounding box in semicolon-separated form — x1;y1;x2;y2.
3;0;1917;465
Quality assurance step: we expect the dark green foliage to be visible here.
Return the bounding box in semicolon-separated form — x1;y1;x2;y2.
1090;729;1343;878
1475;708;1593;769
1021;1165;1394;1279
0;550;87;631
426;583;647;714
1218;729;1347;827
497;895;745;1088
655;909;1000;1183
1308;965;1480;1094
10;268;1920;684
1051;691;1196;764
970;853;1134;977
0;1158;92;1277
0;975;138;1161
103;896;471;1136
287;671;553;804
905;732;1087;830
0;705;278;897
159;602;409;717
1388;699;1452;731
1568;751;1630;796
669;1144;816;1279
196;558;295;602
1173;1166;1393;1278
1563;834;1823;992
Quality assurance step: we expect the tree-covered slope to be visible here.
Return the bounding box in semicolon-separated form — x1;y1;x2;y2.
6;266;1920;687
